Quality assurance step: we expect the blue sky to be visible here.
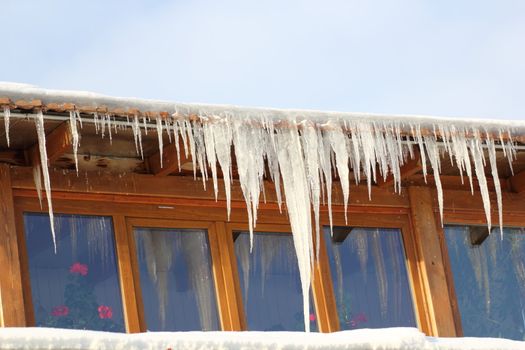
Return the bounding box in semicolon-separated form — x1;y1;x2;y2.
2;0;524;120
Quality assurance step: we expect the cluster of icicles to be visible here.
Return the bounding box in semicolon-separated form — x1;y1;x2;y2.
3;106;518;332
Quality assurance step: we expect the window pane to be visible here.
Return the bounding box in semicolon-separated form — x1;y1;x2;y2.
234;231;317;331
134;227;220;331
445;225;525;340
24;213;125;332
324;227;416;330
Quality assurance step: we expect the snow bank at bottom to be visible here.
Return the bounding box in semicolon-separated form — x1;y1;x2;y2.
0;327;522;350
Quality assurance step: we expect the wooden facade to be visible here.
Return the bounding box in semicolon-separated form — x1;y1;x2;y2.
0;161;524;336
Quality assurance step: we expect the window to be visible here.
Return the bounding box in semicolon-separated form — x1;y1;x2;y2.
23;213;125;332
445;225;525;340
324;226;416;330
133;227;220;331
233;231;317;331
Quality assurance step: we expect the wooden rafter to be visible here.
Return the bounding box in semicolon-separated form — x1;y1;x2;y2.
509;170;525;194
378;150;422;188
26;121;73;165
148;140;191;176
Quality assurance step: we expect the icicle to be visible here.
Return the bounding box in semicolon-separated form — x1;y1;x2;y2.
35;110;56;252
232;119;266;249
414;125;428;183
326;123;350;223
275;126;313;332
142;116;148;135
486;137;503;236
209;119;233;218
318;128;334;234
300;122;321;257
357;122;377;199
131;115;144;159
424;135;444;225
469;131;492;232
3;106;10;147
33;164;42;207
202;121;219;199
164;118;172;143
106;114;113;144
69;110;80;173
156;116;164;169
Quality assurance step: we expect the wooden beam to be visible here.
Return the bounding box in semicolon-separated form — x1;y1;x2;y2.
378;150;422;188
408;186;457;337
10;166;410;209
509;170;525;194
148;141;191;176
408;174;510;192
0;164;26;326
26;121;74;165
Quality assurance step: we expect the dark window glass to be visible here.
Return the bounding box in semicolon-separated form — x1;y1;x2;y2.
324;227;416;330
445;225;525;340
24;213;125;332
134;227;220;331
233;231;317;331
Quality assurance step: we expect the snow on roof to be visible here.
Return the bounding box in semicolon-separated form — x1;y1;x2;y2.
1;82;524;134
0;327;523;350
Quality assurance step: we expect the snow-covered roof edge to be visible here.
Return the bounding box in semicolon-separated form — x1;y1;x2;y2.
1;82;524;135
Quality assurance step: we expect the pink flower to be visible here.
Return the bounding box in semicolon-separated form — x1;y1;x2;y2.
98;305;113;319
69;262;88;276
309;313;316;322
51;305;69;317
350;312;367;327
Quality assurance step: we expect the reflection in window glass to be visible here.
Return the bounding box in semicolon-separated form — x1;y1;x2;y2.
445;225;525;340
234;231;317;331
24;213;125;332
324;227;416;330
134;228;220;331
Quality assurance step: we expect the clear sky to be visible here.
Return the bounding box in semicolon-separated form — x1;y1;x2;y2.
2;0;524;120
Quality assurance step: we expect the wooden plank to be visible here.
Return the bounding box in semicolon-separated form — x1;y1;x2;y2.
311;229;339;333
398;220;434;336
407;174;510;192
26;121;73;165
148;141;192;176
509;170;525;194
408;186;456;337
10;166;411;209
0;164;26;326
378;150;422;188
112;215;141;333
214;222;243;330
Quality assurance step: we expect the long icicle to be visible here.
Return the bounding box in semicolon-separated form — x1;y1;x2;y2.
35;110;57;252
3;106;10;147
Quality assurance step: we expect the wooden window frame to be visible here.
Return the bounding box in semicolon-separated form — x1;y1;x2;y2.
8;168;513;337
125;217;227;332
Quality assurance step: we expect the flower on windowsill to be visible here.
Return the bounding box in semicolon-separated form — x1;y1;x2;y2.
51;305;69;317
69;262;88;276
350;312;367;327
98;305;113;319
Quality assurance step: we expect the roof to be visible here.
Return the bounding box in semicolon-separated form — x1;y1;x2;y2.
1;82;524;137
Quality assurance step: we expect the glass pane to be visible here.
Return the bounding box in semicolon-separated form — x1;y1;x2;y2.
324;227;416;330
234;231;317;331
445;225;525;340
134;227;220;331
24;213;125;332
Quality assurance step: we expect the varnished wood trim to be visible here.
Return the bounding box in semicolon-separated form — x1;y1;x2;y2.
0;164;26;326
113;215;141;333
408;186;456;337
